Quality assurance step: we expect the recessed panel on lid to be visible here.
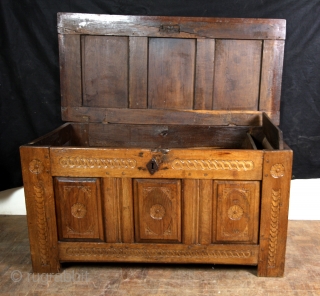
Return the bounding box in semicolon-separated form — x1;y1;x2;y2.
148;38;196;109
82;36;128;108
213;40;262;110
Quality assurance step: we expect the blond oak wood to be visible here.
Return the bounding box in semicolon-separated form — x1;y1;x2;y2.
58;242;259;265
214;181;260;243
198;180;213;245
258;149;293;277
50;147;264;180
120;178;135;243
54;177;104;241
102;178;134;243
20;146;60;273
182;179;199;245
134;179;181;243
182;180;213;245
102;177;120;243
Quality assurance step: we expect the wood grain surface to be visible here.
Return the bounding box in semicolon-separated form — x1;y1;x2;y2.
20;14;291;277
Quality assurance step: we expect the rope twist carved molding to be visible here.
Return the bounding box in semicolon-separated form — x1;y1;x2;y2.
172;159;254;171
268;189;281;268
65;247;254;259
59;157;136;169
34;185;49;266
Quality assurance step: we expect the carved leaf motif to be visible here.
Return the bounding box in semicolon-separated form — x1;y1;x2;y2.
33;185;49;265
268;189;281;268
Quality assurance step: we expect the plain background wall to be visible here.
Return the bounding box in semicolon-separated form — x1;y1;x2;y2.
0;179;319;219
1;0;320;192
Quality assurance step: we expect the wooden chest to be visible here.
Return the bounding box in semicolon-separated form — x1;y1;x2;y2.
20;13;292;277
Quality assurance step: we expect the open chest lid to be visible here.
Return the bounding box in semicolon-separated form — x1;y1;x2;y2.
58;13;285;126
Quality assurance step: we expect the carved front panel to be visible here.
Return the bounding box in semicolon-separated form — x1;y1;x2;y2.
134;179;181;243
54;177;104;241
214;181;260;243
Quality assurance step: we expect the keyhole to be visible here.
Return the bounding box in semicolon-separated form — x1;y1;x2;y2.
147;158;159;175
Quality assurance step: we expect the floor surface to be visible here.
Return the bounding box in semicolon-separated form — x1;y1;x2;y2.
0;216;319;295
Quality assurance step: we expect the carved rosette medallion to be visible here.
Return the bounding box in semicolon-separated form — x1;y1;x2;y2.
29;159;44;174
172;159;254;171
228;205;244;220
150;204;166;220
270;164;285;178
71;203;87;218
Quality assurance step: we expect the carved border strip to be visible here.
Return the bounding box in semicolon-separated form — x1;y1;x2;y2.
59;157;137;169
66;247;254;259
172;159;254;171
268;189;281;268
34;185;49;266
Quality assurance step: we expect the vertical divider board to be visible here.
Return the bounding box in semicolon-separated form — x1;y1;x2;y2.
58;34;82;108
194;39;215;110
129;37;148;108
259;40;285;123
102;177;134;243
58;14;286;126
182;180;213;245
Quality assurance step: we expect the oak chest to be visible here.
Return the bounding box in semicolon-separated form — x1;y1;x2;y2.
20;13;292;277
